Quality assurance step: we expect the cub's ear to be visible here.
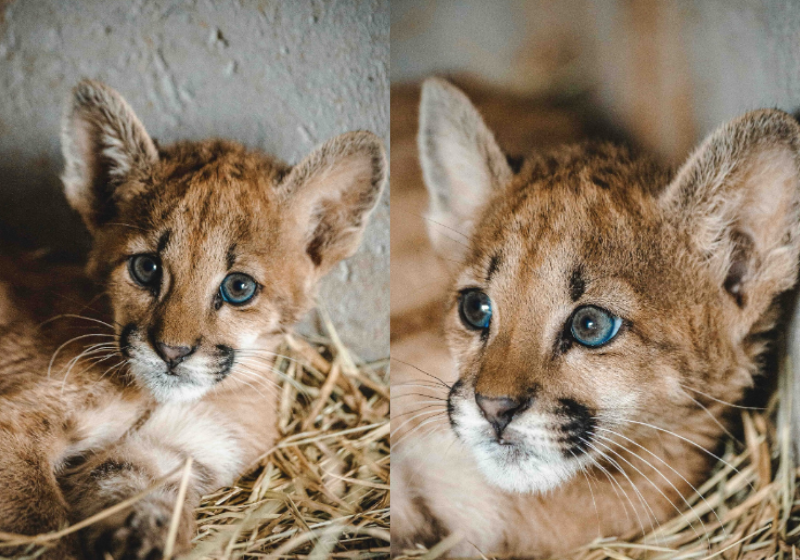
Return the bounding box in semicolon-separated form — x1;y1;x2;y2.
61;79;158;233
661;109;800;334
418;78;512;257
281;131;387;275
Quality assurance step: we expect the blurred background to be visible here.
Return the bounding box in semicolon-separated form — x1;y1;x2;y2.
0;0;389;360
392;0;800;165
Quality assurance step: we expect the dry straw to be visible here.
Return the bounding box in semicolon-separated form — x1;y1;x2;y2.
0;311;389;560
397;357;800;560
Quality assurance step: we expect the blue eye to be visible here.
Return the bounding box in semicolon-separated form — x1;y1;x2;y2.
459;289;492;330
219;273;258;305
570;306;622;347
129;254;161;287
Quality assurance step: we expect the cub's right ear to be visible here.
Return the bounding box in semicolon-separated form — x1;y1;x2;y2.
61;80;159;233
418;78;512;257
280;131;387;277
661;109;800;339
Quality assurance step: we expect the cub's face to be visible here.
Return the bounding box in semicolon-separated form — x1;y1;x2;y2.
419;78;800;493
443;155;719;493
92;147;308;402
62;81;385;403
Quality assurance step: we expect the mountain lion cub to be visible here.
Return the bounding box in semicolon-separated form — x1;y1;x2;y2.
0;80;385;559
391;78;800;557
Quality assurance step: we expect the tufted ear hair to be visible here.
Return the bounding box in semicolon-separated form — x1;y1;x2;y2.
61;79;159;234
280;131;387;276
418;78;512;259
660;109;800;337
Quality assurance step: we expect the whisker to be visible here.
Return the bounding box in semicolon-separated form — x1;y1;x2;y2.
48;334;116;378
392;414;448;451
390;392;448;401
583;450;637;530
392;402;447;420
394;207;471;241
597;426;727;539
593;433;709;546
568;449;602;532
40;314;117;331
391;409;446;441
390;357;452;389
678;382;764;411
626;419;755;493
582;438;660;540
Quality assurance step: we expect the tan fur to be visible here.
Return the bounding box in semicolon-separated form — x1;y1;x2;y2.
0;80;386;559
391;78;800;557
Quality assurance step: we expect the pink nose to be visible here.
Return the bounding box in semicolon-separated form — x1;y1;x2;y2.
156;342;193;367
475;393;530;437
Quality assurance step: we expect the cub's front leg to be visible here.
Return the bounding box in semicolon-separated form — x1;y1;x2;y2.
63;453;196;560
62;404;244;560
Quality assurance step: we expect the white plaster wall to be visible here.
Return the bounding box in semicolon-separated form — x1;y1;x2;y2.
0;0;389;360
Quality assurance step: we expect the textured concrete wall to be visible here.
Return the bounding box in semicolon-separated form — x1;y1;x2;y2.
0;0;389;360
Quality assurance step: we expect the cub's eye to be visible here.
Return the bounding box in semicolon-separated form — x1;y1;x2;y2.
570;305;622;347
220;273;258;305
458;289;492;331
128;254;161;288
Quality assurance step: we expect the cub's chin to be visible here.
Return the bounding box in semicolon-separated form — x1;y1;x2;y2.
467;438;587;494
131;362;215;404
450;394;593;494
129;359;217;404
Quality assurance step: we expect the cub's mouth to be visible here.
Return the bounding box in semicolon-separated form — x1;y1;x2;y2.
119;324;235;403
448;379;600;493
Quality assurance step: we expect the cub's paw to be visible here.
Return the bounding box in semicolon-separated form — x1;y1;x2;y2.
83;499;194;560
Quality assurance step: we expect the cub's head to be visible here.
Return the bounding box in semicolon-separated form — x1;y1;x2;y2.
419;78;800;493
61;80;385;403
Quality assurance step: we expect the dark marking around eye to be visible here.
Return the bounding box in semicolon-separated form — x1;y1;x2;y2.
486;253;502;283
555;333;572;356
569;267;585;302
226;243;237;270
506;154;524;174
157;229;172;254
591;175;610;189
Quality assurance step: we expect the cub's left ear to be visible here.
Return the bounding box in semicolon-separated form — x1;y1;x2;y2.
661;109;800;331
281;131;387;274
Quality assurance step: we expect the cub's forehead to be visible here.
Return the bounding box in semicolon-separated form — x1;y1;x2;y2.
140;143;287;223
116;147;289;259
463;159;675;299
